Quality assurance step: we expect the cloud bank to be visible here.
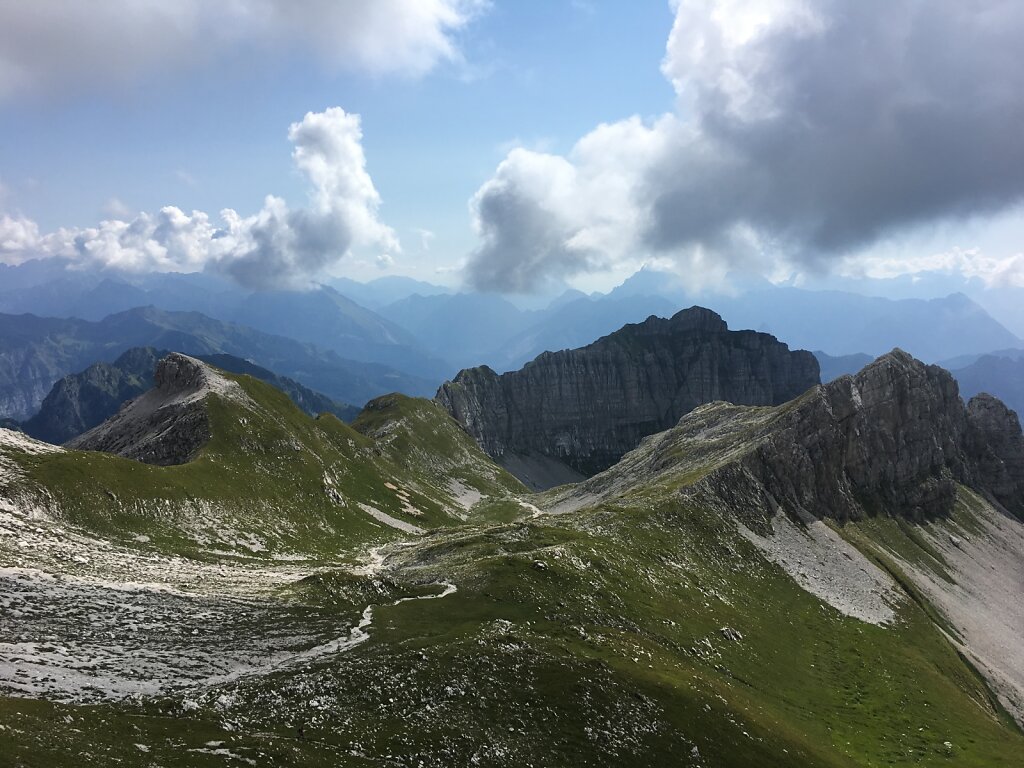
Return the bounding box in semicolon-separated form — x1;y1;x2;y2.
0;108;399;290
0;0;484;101
466;0;1024;293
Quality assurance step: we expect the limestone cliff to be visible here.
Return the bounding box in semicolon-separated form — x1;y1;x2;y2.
436;307;820;485
66;353;247;466
550;349;1024;522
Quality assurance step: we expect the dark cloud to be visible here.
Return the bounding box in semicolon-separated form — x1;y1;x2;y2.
465;0;1024;292
465;154;604;293
646;0;1024;264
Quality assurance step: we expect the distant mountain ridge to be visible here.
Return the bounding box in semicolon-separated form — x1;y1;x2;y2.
813;351;876;382
0;266;451;382
3;260;1022;380
0;307;435;421
437;306;820;487
951;354;1024;420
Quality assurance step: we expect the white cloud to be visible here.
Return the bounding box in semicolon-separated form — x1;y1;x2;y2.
0;214;43;265
466;0;1024;292
0;1;486;101
414;228;437;251
0;107;399;289
101;197;133;220
844;247;1024;290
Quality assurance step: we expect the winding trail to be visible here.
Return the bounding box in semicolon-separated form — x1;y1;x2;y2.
206;581;459;686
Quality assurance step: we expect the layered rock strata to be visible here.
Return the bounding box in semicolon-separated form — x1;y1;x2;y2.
437;307;820;483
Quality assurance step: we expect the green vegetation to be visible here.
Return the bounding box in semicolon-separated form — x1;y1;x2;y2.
5;370;521;561
1;363;1021;766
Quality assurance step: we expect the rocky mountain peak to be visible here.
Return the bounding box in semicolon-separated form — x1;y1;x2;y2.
965;392;1024;515
66;354;247;466
554;348;1024;524
154;352;209;394
437;307;820;488
704;349;1021;521
638;306;729;335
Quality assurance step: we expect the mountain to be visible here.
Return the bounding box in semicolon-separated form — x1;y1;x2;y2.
0;269;238;321
813;350;875;382
0;307;435;420
706;289;1022;362
951;354;1024;418
230;287;453;380
543;349;1024;725
66;353;231;465
594;268;1023;363
20;346;359;444
379;292;536;368
937;347;1024;370
3;348;1023;766
331;275;452;309
0;265;453;381
20;347;162;444
437;307;820;486
3;352;523;555
553;350;1024;521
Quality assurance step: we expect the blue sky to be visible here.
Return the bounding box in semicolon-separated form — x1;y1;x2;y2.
1;1;1022;297
0;2;674;283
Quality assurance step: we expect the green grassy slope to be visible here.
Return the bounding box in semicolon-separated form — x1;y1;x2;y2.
5;490;1019;767
1;366;1021;766
2;370;522;561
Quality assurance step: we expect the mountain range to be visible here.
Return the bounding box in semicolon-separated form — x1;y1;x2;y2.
3;261;1022;383
2;322;1022;766
437;306;819;486
0;306;434;421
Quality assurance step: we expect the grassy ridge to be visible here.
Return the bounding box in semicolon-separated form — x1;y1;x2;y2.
5;371;521;559
1;367;1021;765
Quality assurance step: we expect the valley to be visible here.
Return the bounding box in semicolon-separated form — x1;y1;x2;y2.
2;344;1023;766
4;3;1024;765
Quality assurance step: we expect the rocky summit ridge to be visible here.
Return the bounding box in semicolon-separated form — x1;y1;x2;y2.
66;353;246;466
436;306;820;487
4;332;1024;763
553;349;1024;523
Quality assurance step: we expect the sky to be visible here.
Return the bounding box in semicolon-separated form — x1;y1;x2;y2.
0;0;1022;298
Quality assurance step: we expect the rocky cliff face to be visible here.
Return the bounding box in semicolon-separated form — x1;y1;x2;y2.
752;351;1024;520
549;349;1024;523
22;348;161;444
66;353;247;466
699;350;973;522
436;307;820;483
965;393;1024;516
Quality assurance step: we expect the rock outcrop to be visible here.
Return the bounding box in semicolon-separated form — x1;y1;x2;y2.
22;347;162;444
965;393;1024;516
436;307;819;485
553;349;1024;522
699;350;974;522
66;353;246;466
